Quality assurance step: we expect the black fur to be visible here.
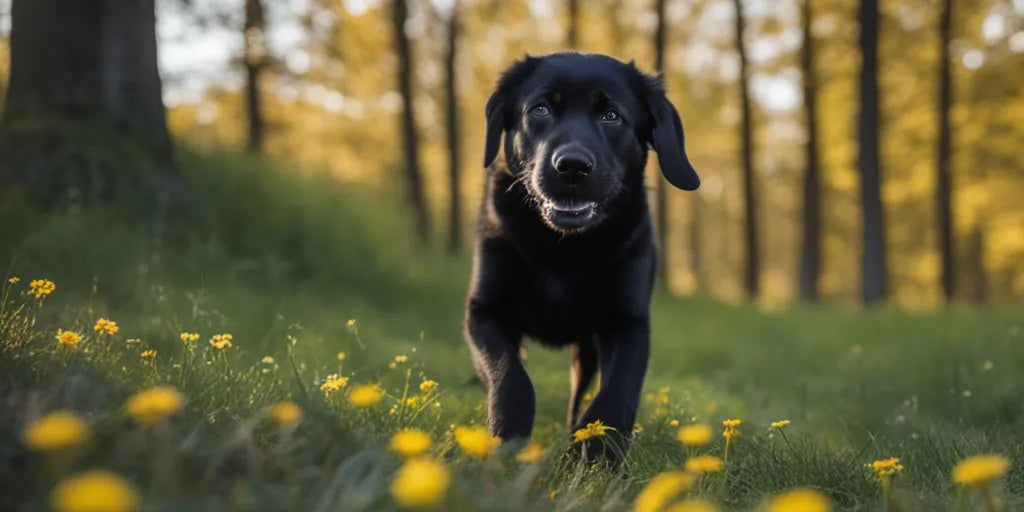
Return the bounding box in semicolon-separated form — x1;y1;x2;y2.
466;53;699;456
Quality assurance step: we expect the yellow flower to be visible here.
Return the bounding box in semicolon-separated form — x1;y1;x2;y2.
572;420;615;443
270;401;302;427
952;454;1011;487
30;279;56;298
685;455;725;474
8;276;20;284
866;457;904;479
390;458;450;509
516;442;546;463
677;424;713;447
454;426;500;458
633;423;644;434
770;420;791;429
419;379;438;393
56;329;83;348
348;384;383;407
261;356;275;364
668;419;680;427
405;396;420;408
389;429;432;457
179;332;199;343
665;499;720;512
209;333;233;350
346;319;356;328
722;419;742;428
140;350;157;360
93;318;119;336
766;488;832;512
394;355;408;363
722;418;742;440
125;386;184;426
51;470;140;512
23;410;89;452
320;374;349;394
633;471;694;512
336;351;346;361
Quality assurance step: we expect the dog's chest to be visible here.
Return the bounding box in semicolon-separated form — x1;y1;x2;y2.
517;271;597;344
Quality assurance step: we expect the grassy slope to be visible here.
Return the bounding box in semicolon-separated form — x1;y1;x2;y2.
1;151;1021;511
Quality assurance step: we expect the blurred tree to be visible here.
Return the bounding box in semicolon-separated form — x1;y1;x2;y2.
567;0;580;48
653;0;670;288
733;0;760;297
0;0;174;207
935;0;955;301
798;0;821;302
391;0;431;245
243;0;267;153
858;0;886;305
445;2;462;254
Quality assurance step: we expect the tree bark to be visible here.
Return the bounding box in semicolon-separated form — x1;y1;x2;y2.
653;0;670;289
733;0;760;298
567;0;579;48
798;0;822;302
445;3;462;254
858;0;887;305
244;0;267;153
936;0;955;301
391;0;432;245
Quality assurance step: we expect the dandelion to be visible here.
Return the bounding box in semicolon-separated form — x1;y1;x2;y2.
516;442;546;463
390;458;450;509
454;426;500;458
770;420;791;429
180;332;199;343
23;410;89;452
93;318;119;336
419;379;438;393
668;419;680;427
389;429;432;457
866;457;904;479
664;499;720;512
139;350;157;360
722;418;741;462
346;319;356;328
766;488;832;512
320;374;349;394
56;329;83;348
677;424;713;447
209;333;233;350
348;384;383;408
394;355;408;363
405;396;420;408
633;423;644;435
125;386;184;426
684;455;725;474
953;454;1010;487
8;276;19;284
261;356;275;364
336;351;346;361
633;471;695;512
30;279;56;298
572;420;615;443
51;470;140;512
270;401;302;427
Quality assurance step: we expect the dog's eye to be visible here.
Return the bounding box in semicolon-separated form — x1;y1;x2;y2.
600;110;622;123
529;104;551;117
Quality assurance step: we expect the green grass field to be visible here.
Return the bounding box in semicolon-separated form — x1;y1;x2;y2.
1;151;1021;511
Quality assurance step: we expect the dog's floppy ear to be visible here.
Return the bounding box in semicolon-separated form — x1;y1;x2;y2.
484;56;538;168
643;76;700;191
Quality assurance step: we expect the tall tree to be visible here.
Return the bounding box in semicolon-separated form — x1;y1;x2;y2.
653;0;670;288
391;0;431;245
857;0;887;305
243;0;267;153
1;0;174;205
733;0;760;297
798;0;822;302
445;2;462;254
567;0;579;48
935;0;955;301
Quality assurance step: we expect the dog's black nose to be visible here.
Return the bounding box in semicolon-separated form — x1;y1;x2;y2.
552;147;595;181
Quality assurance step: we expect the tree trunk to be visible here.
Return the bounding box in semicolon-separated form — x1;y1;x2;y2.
244;0;267;153
653;0;670;289
445;3;462;254
798;0;822;302
1;0;174;206
567;0;579;48
858;0;887;305
689;196;706;293
391;0;431;245
733;0;760;298
935;0;955;301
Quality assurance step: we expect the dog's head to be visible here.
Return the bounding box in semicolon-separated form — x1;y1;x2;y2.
483;52;699;234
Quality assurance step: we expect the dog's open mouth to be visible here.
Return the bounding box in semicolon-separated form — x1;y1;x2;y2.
542;200;598;230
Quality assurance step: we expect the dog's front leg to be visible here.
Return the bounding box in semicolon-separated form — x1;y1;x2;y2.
466;302;534;441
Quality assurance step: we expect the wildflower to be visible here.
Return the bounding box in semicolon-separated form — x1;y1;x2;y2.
770;420;791;429
320;374;349;394
23;410;89;452
952;454;1011;487
261;356;275;364
209;333;233;350
346;319;356;328
633;471;695;512
389;429;432;457
348;384;383;408
572;420;615;443
125;338;141;345
633;423;644;434
419;379;438;393
866;457;904;479
394;355;408;364
684;455;725;474
405;396;420;408
56;329;83;348
29;279;56;298
8;276;19;284
390;458;450;509
180;332;199;343
270;401;302;427
93;318;119;336
139;350;157;360
336;351;346;361
766;488;832;512
665;499;720;512
51;470;140;512
454;426;500;458
677;424;713;447
125;386;184;426
516;442;546;463
668;419;680;427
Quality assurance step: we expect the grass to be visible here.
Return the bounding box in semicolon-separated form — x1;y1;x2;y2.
1;149;1021;511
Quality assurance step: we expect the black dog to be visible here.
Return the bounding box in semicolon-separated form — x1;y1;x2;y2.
465;52;699;454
